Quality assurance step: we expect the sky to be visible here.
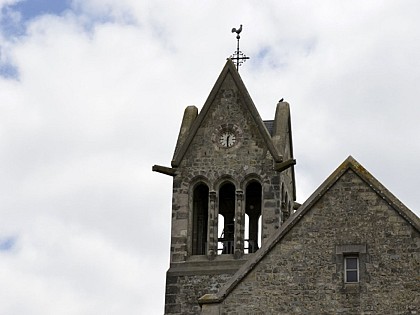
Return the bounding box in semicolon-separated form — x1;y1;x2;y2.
0;0;419;314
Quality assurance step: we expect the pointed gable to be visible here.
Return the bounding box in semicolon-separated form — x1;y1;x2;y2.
199;156;420;306
171;59;282;167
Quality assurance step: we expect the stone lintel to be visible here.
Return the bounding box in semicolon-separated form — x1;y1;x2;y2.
335;244;367;254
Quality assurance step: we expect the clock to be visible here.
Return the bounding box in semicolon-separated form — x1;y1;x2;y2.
219;131;236;148
212;124;242;149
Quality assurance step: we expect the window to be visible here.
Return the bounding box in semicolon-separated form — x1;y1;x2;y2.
344;256;359;283
335;244;366;286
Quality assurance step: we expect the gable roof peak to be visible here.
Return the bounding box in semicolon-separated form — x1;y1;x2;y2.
171;59;282;167
199;155;419;305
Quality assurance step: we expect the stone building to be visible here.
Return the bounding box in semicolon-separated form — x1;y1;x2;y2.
153;59;420;314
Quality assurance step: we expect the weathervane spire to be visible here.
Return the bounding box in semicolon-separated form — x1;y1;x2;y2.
230;24;250;71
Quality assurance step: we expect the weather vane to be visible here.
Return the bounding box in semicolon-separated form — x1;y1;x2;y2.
230;24;250;71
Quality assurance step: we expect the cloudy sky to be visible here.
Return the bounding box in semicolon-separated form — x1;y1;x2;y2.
0;0;419;314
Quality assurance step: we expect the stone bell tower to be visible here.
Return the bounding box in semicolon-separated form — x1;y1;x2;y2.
153;59;296;314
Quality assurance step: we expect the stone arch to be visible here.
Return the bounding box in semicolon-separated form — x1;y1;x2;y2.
214;175;238;191
190;175;211;189
240;174;263;191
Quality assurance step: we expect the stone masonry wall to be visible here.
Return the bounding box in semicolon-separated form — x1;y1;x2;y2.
170;72;288;263
220;169;419;314
165;69;293;314
165;272;233;315
165;71;295;314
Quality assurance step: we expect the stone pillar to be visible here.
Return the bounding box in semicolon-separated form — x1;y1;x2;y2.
234;189;244;258
207;191;217;259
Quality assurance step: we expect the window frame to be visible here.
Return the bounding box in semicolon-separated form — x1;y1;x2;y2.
344;255;359;283
335;244;367;287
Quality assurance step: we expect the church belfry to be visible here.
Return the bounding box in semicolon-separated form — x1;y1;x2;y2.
153;59;296;314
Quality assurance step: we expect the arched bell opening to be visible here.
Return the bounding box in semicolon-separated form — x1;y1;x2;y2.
245;181;262;253
217;182;235;254
192;183;209;255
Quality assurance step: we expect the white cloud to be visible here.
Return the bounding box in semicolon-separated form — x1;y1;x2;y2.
0;0;419;313
0;217;157;314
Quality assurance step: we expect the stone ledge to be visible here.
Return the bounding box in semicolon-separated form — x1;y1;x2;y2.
167;257;249;276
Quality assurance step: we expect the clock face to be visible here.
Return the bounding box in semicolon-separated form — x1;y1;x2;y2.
212;124;242;149
219;131;236;148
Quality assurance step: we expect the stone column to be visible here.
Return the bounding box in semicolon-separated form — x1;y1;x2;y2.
234;189;244;258
207;191;217;259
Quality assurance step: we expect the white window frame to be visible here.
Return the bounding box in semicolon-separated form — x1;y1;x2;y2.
344;256;359;283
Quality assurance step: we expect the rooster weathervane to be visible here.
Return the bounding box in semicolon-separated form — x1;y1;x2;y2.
230;24;250;71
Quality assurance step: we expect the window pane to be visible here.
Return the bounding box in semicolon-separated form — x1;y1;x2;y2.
346;257;358;269
346;270;358;282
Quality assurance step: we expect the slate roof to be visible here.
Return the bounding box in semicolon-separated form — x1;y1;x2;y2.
263;120;274;136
